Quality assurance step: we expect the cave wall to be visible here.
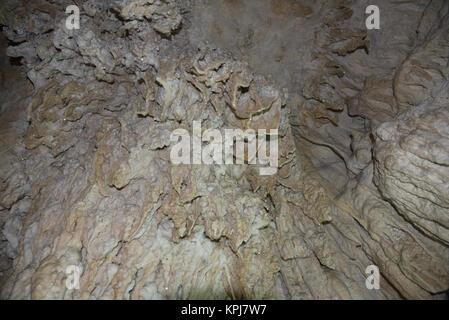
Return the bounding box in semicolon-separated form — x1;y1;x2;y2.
0;0;448;299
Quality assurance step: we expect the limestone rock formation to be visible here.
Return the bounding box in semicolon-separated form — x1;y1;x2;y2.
0;0;448;300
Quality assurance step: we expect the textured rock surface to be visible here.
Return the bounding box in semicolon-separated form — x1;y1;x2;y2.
0;0;448;299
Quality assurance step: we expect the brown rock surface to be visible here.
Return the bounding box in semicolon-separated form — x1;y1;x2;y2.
0;0;448;300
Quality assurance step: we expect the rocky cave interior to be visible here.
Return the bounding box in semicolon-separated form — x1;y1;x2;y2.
0;0;448;300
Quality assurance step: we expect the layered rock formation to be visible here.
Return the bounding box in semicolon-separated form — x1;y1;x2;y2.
0;0;448;299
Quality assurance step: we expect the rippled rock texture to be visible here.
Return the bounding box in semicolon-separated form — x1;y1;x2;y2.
0;0;448;299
